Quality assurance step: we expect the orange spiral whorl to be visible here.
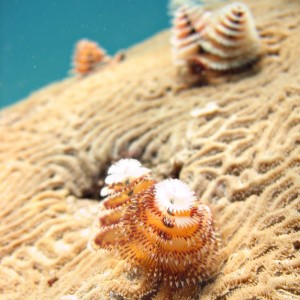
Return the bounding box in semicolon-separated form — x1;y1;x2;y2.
72;39;107;75
119;179;219;287
89;159;154;251
89;160;220;289
90;176;155;250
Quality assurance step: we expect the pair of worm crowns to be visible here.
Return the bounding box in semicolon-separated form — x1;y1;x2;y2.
72;39;125;76
89;158;220;290
171;2;261;81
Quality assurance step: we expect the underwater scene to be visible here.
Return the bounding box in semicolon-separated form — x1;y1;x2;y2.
0;0;169;108
0;0;299;299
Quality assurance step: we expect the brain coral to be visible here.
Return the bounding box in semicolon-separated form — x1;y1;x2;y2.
0;0;300;299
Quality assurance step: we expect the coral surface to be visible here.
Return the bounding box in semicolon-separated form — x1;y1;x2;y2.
0;0;300;299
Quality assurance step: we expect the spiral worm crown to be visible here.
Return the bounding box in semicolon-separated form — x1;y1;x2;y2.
89;159;220;288
72;39;108;75
192;2;261;72
171;5;211;66
171;2;261;79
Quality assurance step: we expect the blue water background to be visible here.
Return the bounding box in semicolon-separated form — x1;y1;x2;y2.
0;0;169;109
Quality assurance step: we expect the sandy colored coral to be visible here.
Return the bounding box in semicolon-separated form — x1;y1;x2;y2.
0;0;300;299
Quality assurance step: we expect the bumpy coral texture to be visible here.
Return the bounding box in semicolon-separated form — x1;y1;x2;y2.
0;0;300;299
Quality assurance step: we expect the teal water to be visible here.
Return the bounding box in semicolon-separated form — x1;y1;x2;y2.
0;0;169;109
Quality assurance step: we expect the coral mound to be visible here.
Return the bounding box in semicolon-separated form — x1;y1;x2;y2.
0;0;300;299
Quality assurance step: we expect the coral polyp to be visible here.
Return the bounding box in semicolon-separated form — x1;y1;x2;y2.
89;160;220;291
72;39;109;75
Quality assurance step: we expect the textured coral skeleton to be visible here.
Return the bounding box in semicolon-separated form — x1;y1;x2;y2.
0;0;300;299
89;159;220;292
